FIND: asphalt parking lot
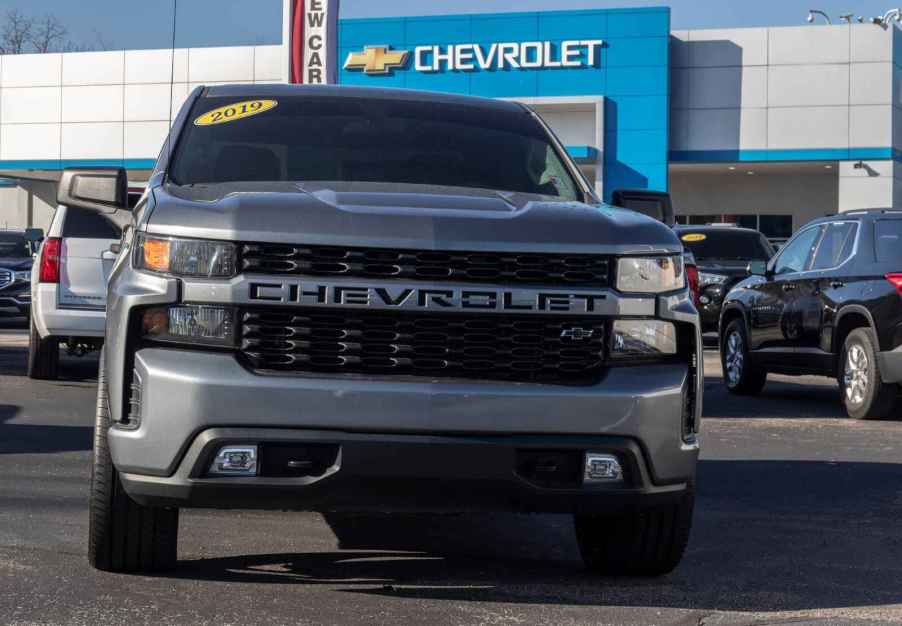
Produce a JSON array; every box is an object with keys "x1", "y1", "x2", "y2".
[{"x1": 2, "y1": 317, "x2": 902, "y2": 626}]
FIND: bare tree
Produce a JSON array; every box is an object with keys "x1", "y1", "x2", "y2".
[
  {"x1": 92, "y1": 29, "x2": 111, "y2": 52},
  {"x1": 0, "y1": 10, "x2": 109, "y2": 54},
  {"x1": 61, "y1": 40, "x2": 90, "y2": 53},
  {"x1": 29, "y1": 14, "x2": 67, "y2": 53},
  {"x1": 0, "y1": 9, "x2": 34, "y2": 55}
]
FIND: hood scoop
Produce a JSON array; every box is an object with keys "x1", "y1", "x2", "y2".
[{"x1": 295, "y1": 182, "x2": 526, "y2": 216}]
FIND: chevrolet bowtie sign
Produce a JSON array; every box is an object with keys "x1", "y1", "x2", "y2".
[
  {"x1": 344, "y1": 40, "x2": 604, "y2": 75},
  {"x1": 344, "y1": 46, "x2": 410, "y2": 74}
]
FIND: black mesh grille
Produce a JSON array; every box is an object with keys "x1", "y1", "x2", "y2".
[
  {"x1": 241, "y1": 244, "x2": 611, "y2": 288},
  {"x1": 240, "y1": 308, "x2": 607, "y2": 385}
]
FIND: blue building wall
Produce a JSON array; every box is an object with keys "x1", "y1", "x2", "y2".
[{"x1": 337, "y1": 8, "x2": 671, "y2": 200}]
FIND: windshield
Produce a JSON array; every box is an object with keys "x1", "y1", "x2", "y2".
[
  {"x1": 0, "y1": 233, "x2": 30, "y2": 258},
  {"x1": 679, "y1": 230, "x2": 774, "y2": 262},
  {"x1": 170, "y1": 95, "x2": 582, "y2": 201}
]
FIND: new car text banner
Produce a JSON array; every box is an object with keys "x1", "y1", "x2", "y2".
[{"x1": 287, "y1": 0, "x2": 340, "y2": 84}]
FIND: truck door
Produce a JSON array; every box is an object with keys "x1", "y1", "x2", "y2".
[{"x1": 58, "y1": 207, "x2": 122, "y2": 310}]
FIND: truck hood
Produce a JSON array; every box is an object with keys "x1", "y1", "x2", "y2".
[{"x1": 145, "y1": 182, "x2": 681, "y2": 255}]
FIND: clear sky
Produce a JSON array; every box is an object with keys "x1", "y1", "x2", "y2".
[{"x1": 0, "y1": 1, "x2": 898, "y2": 51}]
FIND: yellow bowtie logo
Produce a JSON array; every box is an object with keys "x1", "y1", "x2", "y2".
[{"x1": 344, "y1": 46, "x2": 410, "y2": 75}]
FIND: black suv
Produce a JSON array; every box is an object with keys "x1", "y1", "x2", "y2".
[
  {"x1": 719, "y1": 210, "x2": 902, "y2": 419},
  {"x1": 675, "y1": 225, "x2": 775, "y2": 332}
]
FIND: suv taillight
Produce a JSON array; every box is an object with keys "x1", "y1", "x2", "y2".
[
  {"x1": 39, "y1": 237, "x2": 62, "y2": 283},
  {"x1": 887, "y1": 273, "x2": 902, "y2": 296}
]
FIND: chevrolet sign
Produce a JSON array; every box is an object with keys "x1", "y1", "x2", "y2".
[
  {"x1": 344, "y1": 40, "x2": 604, "y2": 75},
  {"x1": 248, "y1": 281, "x2": 610, "y2": 315}
]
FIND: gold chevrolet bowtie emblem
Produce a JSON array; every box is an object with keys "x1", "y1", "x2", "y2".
[{"x1": 344, "y1": 46, "x2": 409, "y2": 75}]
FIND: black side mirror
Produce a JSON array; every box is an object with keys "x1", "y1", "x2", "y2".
[
  {"x1": 57, "y1": 167, "x2": 129, "y2": 214},
  {"x1": 747, "y1": 260, "x2": 768, "y2": 277},
  {"x1": 23, "y1": 228, "x2": 43, "y2": 243}
]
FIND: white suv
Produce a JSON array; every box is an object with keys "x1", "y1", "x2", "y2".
[{"x1": 28, "y1": 204, "x2": 122, "y2": 379}]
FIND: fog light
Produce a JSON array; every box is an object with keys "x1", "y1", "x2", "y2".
[
  {"x1": 142, "y1": 305, "x2": 236, "y2": 347},
  {"x1": 699, "y1": 295, "x2": 711, "y2": 305},
  {"x1": 610, "y1": 320, "x2": 677, "y2": 358},
  {"x1": 584, "y1": 453, "x2": 623, "y2": 483},
  {"x1": 209, "y1": 445, "x2": 258, "y2": 476}
]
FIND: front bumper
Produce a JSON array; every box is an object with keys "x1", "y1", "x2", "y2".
[
  {"x1": 699, "y1": 301, "x2": 722, "y2": 332},
  {"x1": 109, "y1": 348, "x2": 699, "y2": 486},
  {"x1": 878, "y1": 347, "x2": 902, "y2": 384},
  {"x1": 119, "y1": 428, "x2": 690, "y2": 513},
  {"x1": 0, "y1": 287, "x2": 30, "y2": 315}
]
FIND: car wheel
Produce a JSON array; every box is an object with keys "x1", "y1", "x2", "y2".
[
  {"x1": 721, "y1": 319, "x2": 767, "y2": 395},
  {"x1": 88, "y1": 349, "x2": 179, "y2": 573},
  {"x1": 840, "y1": 328, "x2": 897, "y2": 420},
  {"x1": 26, "y1": 317, "x2": 59, "y2": 380},
  {"x1": 574, "y1": 485, "x2": 694, "y2": 576}
]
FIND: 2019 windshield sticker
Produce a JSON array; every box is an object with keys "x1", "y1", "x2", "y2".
[{"x1": 194, "y1": 100, "x2": 278, "y2": 126}]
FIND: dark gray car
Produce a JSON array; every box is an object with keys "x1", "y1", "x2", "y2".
[{"x1": 68, "y1": 85, "x2": 701, "y2": 576}]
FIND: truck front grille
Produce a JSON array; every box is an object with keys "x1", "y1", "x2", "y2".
[
  {"x1": 0, "y1": 269, "x2": 12, "y2": 290},
  {"x1": 241, "y1": 244, "x2": 611, "y2": 289},
  {"x1": 240, "y1": 308, "x2": 607, "y2": 385}
]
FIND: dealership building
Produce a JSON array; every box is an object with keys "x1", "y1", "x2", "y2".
[{"x1": 0, "y1": 5, "x2": 901, "y2": 244}]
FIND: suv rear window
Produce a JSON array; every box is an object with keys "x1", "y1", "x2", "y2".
[
  {"x1": 62, "y1": 207, "x2": 121, "y2": 239},
  {"x1": 875, "y1": 219, "x2": 902, "y2": 264},
  {"x1": 679, "y1": 230, "x2": 774, "y2": 262},
  {"x1": 170, "y1": 95, "x2": 582, "y2": 201}
]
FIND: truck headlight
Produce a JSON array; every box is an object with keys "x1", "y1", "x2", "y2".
[
  {"x1": 14, "y1": 270, "x2": 30, "y2": 282},
  {"x1": 142, "y1": 305, "x2": 236, "y2": 347},
  {"x1": 610, "y1": 320, "x2": 677, "y2": 358},
  {"x1": 136, "y1": 234, "x2": 236, "y2": 278},
  {"x1": 616, "y1": 256, "x2": 684, "y2": 294}
]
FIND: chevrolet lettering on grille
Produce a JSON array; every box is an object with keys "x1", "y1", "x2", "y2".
[{"x1": 248, "y1": 281, "x2": 609, "y2": 315}]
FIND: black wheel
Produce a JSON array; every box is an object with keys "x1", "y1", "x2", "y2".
[
  {"x1": 26, "y1": 318, "x2": 58, "y2": 380},
  {"x1": 839, "y1": 328, "x2": 897, "y2": 420},
  {"x1": 88, "y1": 349, "x2": 179, "y2": 573},
  {"x1": 575, "y1": 486, "x2": 694, "y2": 576},
  {"x1": 721, "y1": 319, "x2": 767, "y2": 395}
]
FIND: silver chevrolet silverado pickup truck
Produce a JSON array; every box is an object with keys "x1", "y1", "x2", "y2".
[{"x1": 76, "y1": 84, "x2": 701, "y2": 576}]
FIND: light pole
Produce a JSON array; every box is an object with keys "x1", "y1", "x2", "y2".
[{"x1": 807, "y1": 9, "x2": 832, "y2": 24}]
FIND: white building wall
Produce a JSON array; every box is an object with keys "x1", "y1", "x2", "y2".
[{"x1": 671, "y1": 24, "x2": 898, "y2": 212}]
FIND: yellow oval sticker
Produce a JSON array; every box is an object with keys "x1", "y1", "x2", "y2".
[
  {"x1": 194, "y1": 99, "x2": 278, "y2": 126},
  {"x1": 681, "y1": 233, "x2": 707, "y2": 242}
]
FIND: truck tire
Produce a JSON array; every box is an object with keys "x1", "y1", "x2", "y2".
[
  {"x1": 26, "y1": 318, "x2": 59, "y2": 380},
  {"x1": 721, "y1": 319, "x2": 767, "y2": 395},
  {"x1": 840, "y1": 328, "x2": 897, "y2": 420},
  {"x1": 88, "y1": 349, "x2": 179, "y2": 573},
  {"x1": 575, "y1": 486, "x2": 694, "y2": 576}
]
